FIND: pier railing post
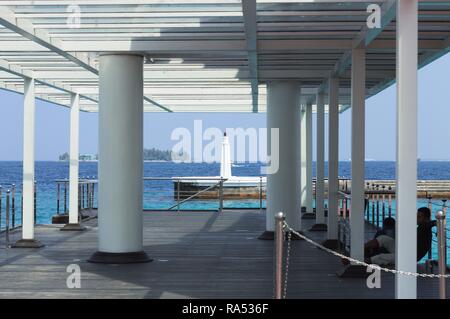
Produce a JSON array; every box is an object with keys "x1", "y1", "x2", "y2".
[
  {"x1": 177, "y1": 179, "x2": 180, "y2": 213},
  {"x1": 218, "y1": 179, "x2": 224, "y2": 213},
  {"x1": 33, "y1": 181, "x2": 37, "y2": 225},
  {"x1": 56, "y1": 182, "x2": 60, "y2": 215},
  {"x1": 64, "y1": 180, "x2": 67, "y2": 214},
  {"x1": 274, "y1": 212, "x2": 285, "y2": 299},
  {"x1": 0, "y1": 186, "x2": 2, "y2": 230},
  {"x1": 259, "y1": 176, "x2": 263, "y2": 212},
  {"x1": 11, "y1": 184, "x2": 15, "y2": 228},
  {"x1": 5, "y1": 190, "x2": 10, "y2": 248},
  {"x1": 436, "y1": 210, "x2": 447, "y2": 299}
]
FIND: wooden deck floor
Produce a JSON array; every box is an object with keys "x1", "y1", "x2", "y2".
[{"x1": 0, "y1": 210, "x2": 447, "y2": 299}]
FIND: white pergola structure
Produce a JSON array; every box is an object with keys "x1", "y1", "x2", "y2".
[{"x1": 0, "y1": 0, "x2": 449, "y2": 298}]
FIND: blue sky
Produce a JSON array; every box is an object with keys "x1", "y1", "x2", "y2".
[{"x1": 0, "y1": 52, "x2": 449, "y2": 161}]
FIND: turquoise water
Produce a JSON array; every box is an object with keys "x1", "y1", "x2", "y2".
[{"x1": 0, "y1": 160, "x2": 449, "y2": 262}]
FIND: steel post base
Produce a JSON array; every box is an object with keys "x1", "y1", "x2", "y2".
[
  {"x1": 88, "y1": 251, "x2": 152, "y2": 264},
  {"x1": 12, "y1": 239, "x2": 44, "y2": 248},
  {"x1": 337, "y1": 264, "x2": 368, "y2": 278},
  {"x1": 301, "y1": 212, "x2": 316, "y2": 220},
  {"x1": 321, "y1": 239, "x2": 339, "y2": 250},
  {"x1": 309, "y1": 223, "x2": 328, "y2": 231},
  {"x1": 60, "y1": 223, "x2": 86, "y2": 231},
  {"x1": 258, "y1": 230, "x2": 304, "y2": 240}
]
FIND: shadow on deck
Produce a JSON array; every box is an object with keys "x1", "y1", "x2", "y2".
[{"x1": 0, "y1": 210, "x2": 447, "y2": 299}]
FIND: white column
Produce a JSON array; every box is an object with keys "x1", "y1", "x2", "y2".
[
  {"x1": 66, "y1": 93, "x2": 82, "y2": 228},
  {"x1": 396, "y1": 0, "x2": 418, "y2": 299},
  {"x1": 14, "y1": 77, "x2": 43, "y2": 247},
  {"x1": 69, "y1": 94, "x2": 80, "y2": 224},
  {"x1": 305, "y1": 103, "x2": 313, "y2": 214},
  {"x1": 315, "y1": 93, "x2": 325, "y2": 225},
  {"x1": 89, "y1": 54, "x2": 149, "y2": 263},
  {"x1": 21, "y1": 77, "x2": 35, "y2": 240},
  {"x1": 327, "y1": 77, "x2": 340, "y2": 242},
  {"x1": 301, "y1": 108, "x2": 307, "y2": 210},
  {"x1": 350, "y1": 47, "x2": 366, "y2": 262},
  {"x1": 264, "y1": 81, "x2": 301, "y2": 235}
]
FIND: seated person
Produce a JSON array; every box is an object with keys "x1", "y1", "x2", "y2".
[
  {"x1": 365, "y1": 217, "x2": 396, "y2": 258},
  {"x1": 364, "y1": 207, "x2": 435, "y2": 266},
  {"x1": 374, "y1": 217, "x2": 396, "y2": 239}
]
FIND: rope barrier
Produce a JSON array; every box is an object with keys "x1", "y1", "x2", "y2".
[{"x1": 282, "y1": 221, "x2": 450, "y2": 279}]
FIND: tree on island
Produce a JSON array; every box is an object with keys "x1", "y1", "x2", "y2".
[
  {"x1": 58, "y1": 148, "x2": 174, "y2": 161},
  {"x1": 143, "y1": 148, "x2": 172, "y2": 161},
  {"x1": 59, "y1": 152, "x2": 69, "y2": 161}
]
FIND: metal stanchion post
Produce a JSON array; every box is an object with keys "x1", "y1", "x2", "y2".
[
  {"x1": 90, "y1": 183, "x2": 93, "y2": 208},
  {"x1": 5, "y1": 190, "x2": 10, "y2": 248},
  {"x1": 381, "y1": 185, "x2": 386, "y2": 222},
  {"x1": 218, "y1": 179, "x2": 224, "y2": 213},
  {"x1": 376, "y1": 185, "x2": 380, "y2": 228},
  {"x1": 57, "y1": 182, "x2": 60, "y2": 215},
  {"x1": 81, "y1": 183, "x2": 84, "y2": 210},
  {"x1": 259, "y1": 176, "x2": 263, "y2": 212},
  {"x1": 0, "y1": 185, "x2": 2, "y2": 229},
  {"x1": 343, "y1": 197, "x2": 347, "y2": 219},
  {"x1": 427, "y1": 195, "x2": 434, "y2": 260},
  {"x1": 388, "y1": 187, "x2": 392, "y2": 218},
  {"x1": 177, "y1": 179, "x2": 180, "y2": 213},
  {"x1": 64, "y1": 180, "x2": 67, "y2": 213},
  {"x1": 371, "y1": 193, "x2": 375, "y2": 226},
  {"x1": 274, "y1": 212, "x2": 285, "y2": 299},
  {"x1": 11, "y1": 184, "x2": 15, "y2": 228},
  {"x1": 33, "y1": 181, "x2": 37, "y2": 225},
  {"x1": 78, "y1": 184, "x2": 81, "y2": 211},
  {"x1": 436, "y1": 210, "x2": 447, "y2": 299}
]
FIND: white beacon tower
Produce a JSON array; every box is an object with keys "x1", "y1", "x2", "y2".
[{"x1": 220, "y1": 132, "x2": 232, "y2": 179}]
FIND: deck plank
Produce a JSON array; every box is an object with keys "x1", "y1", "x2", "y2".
[{"x1": 0, "y1": 210, "x2": 447, "y2": 299}]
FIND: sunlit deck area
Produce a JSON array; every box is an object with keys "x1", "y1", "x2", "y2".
[{"x1": 0, "y1": 210, "x2": 446, "y2": 299}]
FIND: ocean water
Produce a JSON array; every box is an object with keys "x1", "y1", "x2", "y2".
[
  {"x1": 1, "y1": 160, "x2": 450, "y2": 224},
  {"x1": 0, "y1": 161, "x2": 448, "y2": 262}
]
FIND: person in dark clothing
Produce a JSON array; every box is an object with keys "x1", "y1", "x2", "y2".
[
  {"x1": 362, "y1": 207, "x2": 435, "y2": 266},
  {"x1": 416, "y1": 207, "x2": 436, "y2": 260}
]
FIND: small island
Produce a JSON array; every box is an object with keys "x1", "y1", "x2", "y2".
[{"x1": 59, "y1": 148, "x2": 173, "y2": 162}]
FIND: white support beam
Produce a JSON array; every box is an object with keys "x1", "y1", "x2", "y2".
[
  {"x1": 61, "y1": 39, "x2": 356, "y2": 53},
  {"x1": 305, "y1": 102, "x2": 313, "y2": 214},
  {"x1": 332, "y1": 0, "x2": 397, "y2": 77},
  {"x1": 350, "y1": 47, "x2": 366, "y2": 263},
  {"x1": 0, "y1": 57, "x2": 98, "y2": 105},
  {"x1": 326, "y1": 76, "x2": 339, "y2": 244},
  {"x1": 301, "y1": 106, "x2": 307, "y2": 212},
  {"x1": 67, "y1": 93, "x2": 81, "y2": 227},
  {"x1": 315, "y1": 92, "x2": 326, "y2": 226},
  {"x1": 0, "y1": 7, "x2": 172, "y2": 113},
  {"x1": 22, "y1": 77, "x2": 35, "y2": 239},
  {"x1": 263, "y1": 81, "x2": 302, "y2": 238},
  {"x1": 13, "y1": 77, "x2": 43, "y2": 248},
  {"x1": 242, "y1": 0, "x2": 258, "y2": 113},
  {"x1": 395, "y1": 0, "x2": 418, "y2": 300},
  {"x1": 89, "y1": 53, "x2": 149, "y2": 263},
  {"x1": 0, "y1": 6, "x2": 97, "y2": 74}
]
